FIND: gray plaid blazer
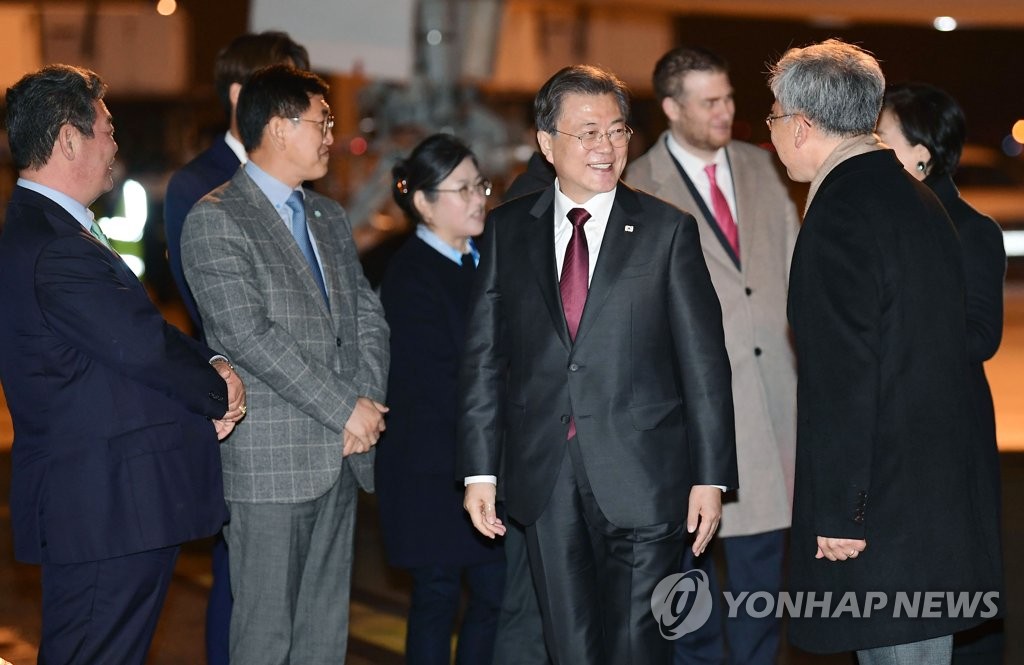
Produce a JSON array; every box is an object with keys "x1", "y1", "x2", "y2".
[{"x1": 181, "y1": 167, "x2": 389, "y2": 503}]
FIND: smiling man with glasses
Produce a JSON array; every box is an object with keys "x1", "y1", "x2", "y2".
[
  {"x1": 180, "y1": 64, "x2": 389, "y2": 665},
  {"x1": 458, "y1": 63, "x2": 737, "y2": 665}
]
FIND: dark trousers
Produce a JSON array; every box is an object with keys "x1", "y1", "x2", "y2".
[
  {"x1": 39, "y1": 545, "x2": 179, "y2": 665},
  {"x1": 492, "y1": 519, "x2": 552, "y2": 665},
  {"x1": 406, "y1": 560, "x2": 506, "y2": 665},
  {"x1": 206, "y1": 532, "x2": 232, "y2": 665},
  {"x1": 673, "y1": 529, "x2": 785, "y2": 665},
  {"x1": 525, "y1": 440, "x2": 686, "y2": 665}
]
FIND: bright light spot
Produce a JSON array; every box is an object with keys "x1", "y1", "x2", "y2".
[
  {"x1": 97, "y1": 179, "x2": 148, "y2": 242},
  {"x1": 156, "y1": 0, "x2": 176, "y2": 16},
  {"x1": 349, "y1": 136, "x2": 368, "y2": 156},
  {"x1": 1003, "y1": 231, "x2": 1024, "y2": 257},
  {"x1": 358, "y1": 117, "x2": 376, "y2": 133},
  {"x1": 120, "y1": 253, "x2": 146, "y2": 277},
  {"x1": 1002, "y1": 135, "x2": 1023, "y2": 157},
  {"x1": 933, "y1": 16, "x2": 957, "y2": 31},
  {"x1": 1012, "y1": 120, "x2": 1024, "y2": 145},
  {"x1": 426, "y1": 29, "x2": 442, "y2": 46}
]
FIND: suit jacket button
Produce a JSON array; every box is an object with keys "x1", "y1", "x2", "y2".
[
  {"x1": 560, "y1": 415, "x2": 570, "y2": 424},
  {"x1": 336, "y1": 337, "x2": 342, "y2": 347},
  {"x1": 745, "y1": 287, "x2": 753, "y2": 296},
  {"x1": 754, "y1": 347, "x2": 762, "y2": 356},
  {"x1": 569, "y1": 363, "x2": 579, "y2": 372}
]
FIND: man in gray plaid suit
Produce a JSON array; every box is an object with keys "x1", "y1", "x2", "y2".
[{"x1": 181, "y1": 65, "x2": 389, "y2": 664}]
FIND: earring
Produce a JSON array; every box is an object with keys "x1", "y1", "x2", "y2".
[{"x1": 916, "y1": 162, "x2": 926, "y2": 173}]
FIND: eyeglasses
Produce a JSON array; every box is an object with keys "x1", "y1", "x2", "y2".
[
  {"x1": 430, "y1": 179, "x2": 493, "y2": 202},
  {"x1": 289, "y1": 114, "x2": 335, "y2": 139},
  {"x1": 554, "y1": 126, "x2": 633, "y2": 150},
  {"x1": 765, "y1": 113, "x2": 795, "y2": 130}
]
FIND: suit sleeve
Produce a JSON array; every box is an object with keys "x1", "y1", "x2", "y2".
[
  {"x1": 181, "y1": 202, "x2": 377, "y2": 433},
  {"x1": 343, "y1": 212, "x2": 390, "y2": 403},
  {"x1": 456, "y1": 213, "x2": 506, "y2": 479},
  {"x1": 35, "y1": 234, "x2": 228, "y2": 418},
  {"x1": 789, "y1": 203, "x2": 881, "y2": 539},
  {"x1": 665, "y1": 212, "x2": 738, "y2": 489},
  {"x1": 958, "y1": 210, "x2": 1006, "y2": 362}
]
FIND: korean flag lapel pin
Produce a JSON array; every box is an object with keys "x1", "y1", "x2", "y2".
[{"x1": 624, "y1": 224, "x2": 634, "y2": 233}]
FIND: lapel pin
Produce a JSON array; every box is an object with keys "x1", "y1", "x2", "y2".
[
  {"x1": 624, "y1": 225, "x2": 634, "y2": 233},
  {"x1": 314, "y1": 210, "x2": 322, "y2": 218}
]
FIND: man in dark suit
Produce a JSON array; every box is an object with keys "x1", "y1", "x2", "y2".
[
  {"x1": 768, "y1": 40, "x2": 1003, "y2": 663},
  {"x1": 458, "y1": 64, "x2": 737, "y2": 665},
  {"x1": 181, "y1": 65, "x2": 389, "y2": 664},
  {"x1": 165, "y1": 31, "x2": 309, "y2": 337},
  {"x1": 627, "y1": 46, "x2": 800, "y2": 665},
  {"x1": 162, "y1": 31, "x2": 307, "y2": 665},
  {"x1": 0, "y1": 64, "x2": 245, "y2": 665}
]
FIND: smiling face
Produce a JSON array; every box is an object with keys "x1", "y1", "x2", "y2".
[
  {"x1": 663, "y1": 69, "x2": 735, "y2": 160},
  {"x1": 537, "y1": 92, "x2": 628, "y2": 204},
  {"x1": 414, "y1": 156, "x2": 487, "y2": 252},
  {"x1": 73, "y1": 99, "x2": 118, "y2": 204},
  {"x1": 281, "y1": 94, "x2": 333, "y2": 184}
]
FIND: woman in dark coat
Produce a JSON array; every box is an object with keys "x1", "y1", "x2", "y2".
[
  {"x1": 878, "y1": 82, "x2": 1007, "y2": 664},
  {"x1": 376, "y1": 133, "x2": 504, "y2": 665}
]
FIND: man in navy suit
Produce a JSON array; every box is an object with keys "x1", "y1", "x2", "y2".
[
  {"x1": 0, "y1": 64, "x2": 246, "y2": 664},
  {"x1": 163, "y1": 31, "x2": 307, "y2": 665},
  {"x1": 165, "y1": 31, "x2": 309, "y2": 337}
]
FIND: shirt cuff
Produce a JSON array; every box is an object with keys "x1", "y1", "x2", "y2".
[{"x1": 465, "y1": 475, "x2": 497, "y2": 486}]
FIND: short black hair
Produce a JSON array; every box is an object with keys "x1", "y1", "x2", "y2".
[
  {"x1": 214, "y1": 31, "x2": 310, "y2": 120},
  {"x1": 236, "y1": 65, "x2": 329, "y2": 153},
  {"x1": 534, "y1": 65, "x2": 630, "y2": 134},
  {"x1": 4, "y1": 64, "x2": 106, "y2": 171},
  {"x1": 652, "y1": 46, "x2": 729, "y2": 101},
  {"x1": 882, "y1": 82, "x2": 966, "y2": 178},
  {"x1": 392, "y1": 133, "x2": 478, "y2": 225}
]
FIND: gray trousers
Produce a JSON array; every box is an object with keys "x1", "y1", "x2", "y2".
[
  {"x1": 224, "y1": 463, "x2": 358, "y2": 665},
  {"x1": 857, "y1": 635, "x2": 954, "y2": 665}
]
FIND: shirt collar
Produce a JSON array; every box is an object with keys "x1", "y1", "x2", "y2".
[
  {"x1": 553, "y1": 179, "x2": 616, "y2": 225},
  {"x1": 17, "y1": 178, "x2": 95, "y2": 231},
  {"x1": 244, "y1": 161, "x2": 300, "y2": 212},
  {"x1": 224, "y1": 131, "x2": 248, "y2": 164},
  {"x1": 665, "y1": 133, "x2": 728, "y2": 174},
  {"x1": 415, "y1": 224, "x2": 479, "y2": 267}
]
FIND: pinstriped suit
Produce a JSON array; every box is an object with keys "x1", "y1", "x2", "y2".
[{"x1": 180, "y1": 166, "x2": 388, "y2": 663}]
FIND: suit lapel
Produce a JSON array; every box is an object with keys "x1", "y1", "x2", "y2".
[
  {"x1": 524, "y1": 187, "x2": 572, "y2": 351},
  {"x1": 572, "y1": 186, "x2": 639, "y2": 348}
]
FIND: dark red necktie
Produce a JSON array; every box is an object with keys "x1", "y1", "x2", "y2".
[{"x1": 560, "y1": 207, "x2": 590, "y2": 439}]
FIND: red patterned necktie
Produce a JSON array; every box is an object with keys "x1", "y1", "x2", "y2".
[
  {"x1": 560, "y1": 207, "x2": 591, "y2": 439},
  {"x1": 704, "y1": 163, "x2": 739, "y2": 257}
]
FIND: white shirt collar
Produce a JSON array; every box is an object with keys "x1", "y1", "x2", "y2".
[{"x1": 224, "y1": 131, "x2": 248, "y2": 164}]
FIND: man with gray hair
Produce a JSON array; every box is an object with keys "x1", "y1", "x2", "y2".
[{"x1": 768, "y1": 39, "x2": 1002, "y2": 664}]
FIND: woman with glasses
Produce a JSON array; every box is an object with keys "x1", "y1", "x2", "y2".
[
  {"x1": 877, "y1": 83, "x2": 1006, "y2": 662},
  {"x1": 375, "y1": 133, "x2": 503, "y2": 665}
]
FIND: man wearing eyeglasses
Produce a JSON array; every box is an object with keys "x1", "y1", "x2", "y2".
[
  {"x1": 459, "y1": 64, "x2": 737, "y2": 664},
  {"x1": 180, "y1": 65, "x2": 389, "y2": 664},
  {"x1": 626, "y1": 46, "x2": 800, "y2": 665}
]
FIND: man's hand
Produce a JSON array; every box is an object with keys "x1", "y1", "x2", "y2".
[
  {"x1": 213, "y1": 418, "x2": 236, "y2": 441},
  {"x1": 344, "y1": 397, "x2": 388, "y2": 448},
  {"x1": 342, "y1": 429, "x2": 372, "y2": 457},
  {"x1": 687, "y1": 484, "x2": 723, "y2": 556},
  {"x1": 464, "y1": 482, "x2": 506, "y2": 539},
  {"x1": 211, "y1": 359, "x2": 247, "y2": 422},
  {"x1": 815, "y1": 536, "x2": 867, "y2": 561}
]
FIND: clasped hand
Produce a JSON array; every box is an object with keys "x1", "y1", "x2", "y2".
[
  {"x1": 343, "y1": 396, "x2": 388, "y2": 456},
  {"x1": 211, "y1": 359, "x2": 246, "y2": 441}
]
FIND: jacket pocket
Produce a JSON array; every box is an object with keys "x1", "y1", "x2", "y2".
[{"x1": 628, "y1": 399, "x2": 682, "y2": 431}]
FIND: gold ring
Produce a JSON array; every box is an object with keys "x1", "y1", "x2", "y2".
[{"x1": 240, "y1": 405, "x2": 247, "y2": 416}]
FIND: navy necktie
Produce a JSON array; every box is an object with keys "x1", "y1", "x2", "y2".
[
  {"x1": 285, "y1": 191, "x2": 328, "y2": 307},
  {"x1": 560, "y1": 207, "x2": 591, "y2": 440}
]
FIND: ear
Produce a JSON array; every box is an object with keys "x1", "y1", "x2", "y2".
[
  {"x1": 661, "y1": 96, "x2": 680, "y2": 123},
  {"x1": 56, "y1": 124, "x2": 77, "y2": 160},
  {"x1": 537, "y1": 130, "x2": 555, "y2": 164},
  {"x1": 266, "y1": 116, "x2": 289, "y2": 151},
  {"x1": 792, "y1": 116, "x2": 810, "y2": 149},
  {"x1": 412, "y1": 190, "x2": 431, "y2": 224},
  {"x1": 228, "y1": 82, "x2": 243, "y2": 111},
  {"x1": 910, "y1": 143, "x2": 933, "y2": 173}
]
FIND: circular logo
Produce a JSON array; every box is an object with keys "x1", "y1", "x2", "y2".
[{"x1": 650, "y1": 569, "x2": 714, "y2": 640}]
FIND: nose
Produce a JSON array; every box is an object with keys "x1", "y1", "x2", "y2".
[{"x1": 323, "y1": 129, "x2": 334, "y2": 146}]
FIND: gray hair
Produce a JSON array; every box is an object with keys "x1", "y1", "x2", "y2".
[{"x1": 767, "y1": 39, "x2": 884, "y2": 137}]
